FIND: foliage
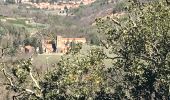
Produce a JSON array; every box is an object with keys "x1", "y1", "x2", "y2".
[
  {"x1": 24, "y1": 36, "x2": 41, "y2": 53},
  {"x1": 68, "y1": 42, "x2": 83, "y2": 54},
  {"x1": 1, "y1": 47, "x2": 112, "y2": 99},
  {"x1": 42, "y1": 48, "x2": 108, "y2": 99},
  {"x1": 96, "y1": 0, "x2": 170, "y2": 99},
  {"x1": 0, "y1": 23, "x2": 27, "y2": 57},
  {"x1": 72, "y1": 0, "x2": 111, "y2": 17},
  {"x1": 1, "y1": 0, "x2": 170, "y2": 99},
  {"x1": 89, "y1": 33, "x2": 100, "y2": 45},
  {"x1": 112, "y1": 0, "x2": 127, "y2": 13}
]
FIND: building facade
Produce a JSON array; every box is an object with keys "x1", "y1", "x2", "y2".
[{"x1": 42, "y1": 35, "x2": 86, "y2": 54}]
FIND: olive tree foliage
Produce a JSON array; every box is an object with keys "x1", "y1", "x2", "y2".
[
  {"x1": 1, "y1": 46, "x2": 115, "y2": 99},
  {"x1": 96, "y1": 0, "x2": 170, "y2": 99},
  {"x1": 42, "y1": 48, "x2": 109, "y2": 99},
  {"x1": 1, "y1": 59, "x2": 42, "y2": 99}
]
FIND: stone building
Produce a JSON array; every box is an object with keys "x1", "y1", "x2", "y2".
[{"x1": 42, "y1": 35, "x2": 86, "y2": 54}]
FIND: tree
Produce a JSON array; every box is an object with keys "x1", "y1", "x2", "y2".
[
  {"x1": 96, "y1": 0, "x2": 170, "y2": 99},
  {"x1": 1, "y1": 47, "x2": 109, "y2": 99},
  {"x1": 23, "y1": 37, "x2": 40, "y2": 54},
  {"x1": 5, "y1": 0, "x2": 16, "y2": 4},
  {"x1": 38, "y1": 40, "x2": 43, "y2": 54},
  {"x1": 0, "y1": 23, "x2": 23, "y2": 58},
  {"x1": 89, "y1": 33, "x2": 100, "y2": 45},
  {"x1": 52, "y1": 40, "x2": 57, "y2": 52},
  {"x1": 64, "y1": 6, "x2": 69, "y2": 16}
]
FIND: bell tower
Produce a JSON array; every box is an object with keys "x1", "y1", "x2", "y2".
[{"x1": 56, "y1": 35, "x2": 62, "y2": 52}]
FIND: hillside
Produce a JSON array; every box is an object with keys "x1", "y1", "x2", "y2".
[{"x1": 0, "y1": 0, "x2": 125, "y2": 52}]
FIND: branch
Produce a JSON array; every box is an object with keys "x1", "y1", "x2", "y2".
[
  {"x1": 140, "y1": 55, "x2": 158, "y2": 65},
  {"x1": 165, "y1": 0, "x2": 170, "y2": 5},
  {"x1": 106, "y1": 56, "x2": 124, "y2": 60},
  {"x1": 2, "y1": 68, "x2": 14, "y2": 87},
  {"x1": 107, "y1": 75, "x2": 120, "y2": 84},
  {"x1": 29, "y1": 68, "x2": 41, "y2": 90},
  {"x1": 111, "y1": 18, "x2": 121, "y2": 27},
  {"x1": 2, "y1": 68, "x2": 41, "y2": 99},
  {"x1": 12, "y1": 92, "x2": 24, "y2": 100},
  {"x1": 100, "y1": 40, "x2": 109, "y2": 49}
]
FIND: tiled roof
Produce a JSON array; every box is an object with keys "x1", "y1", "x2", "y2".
[
  {"x1": 62, "y1": 38, "x2": 86, "y2": 40},
  {"x1": 25, "y1": 45, "x2": 33, "y2": 50}
]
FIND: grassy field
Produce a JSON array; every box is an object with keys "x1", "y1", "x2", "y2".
[
  {"x1": 0, "y1": 16, "x2": 48, "y2": 33},
  {"x1": 31, "y1": 44, "x2": 113, "y2": 72},
  {"x1": 33, "y1": 54, "x2": 62, "y2": 65}
]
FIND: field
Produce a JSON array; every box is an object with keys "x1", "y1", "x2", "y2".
[
  {"x1": 0, "y1": 16, "x2": 47, "y2": 33},
  {"x1": 32, "y1": 54, "x2": 62, "y2": 71},
  {"x1": 31, "y1": 44, "x2": 113, "y2": 72}
]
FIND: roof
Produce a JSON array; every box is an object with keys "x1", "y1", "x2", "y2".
[
  {"x1": 25, "y1": 45, "x2": 34, "y2": 49},
  {"x1": 62, "y1": 38, "x2": 86, "y2": 41}
]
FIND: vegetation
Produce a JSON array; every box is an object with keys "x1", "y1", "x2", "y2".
[
  {"x1": 0, "y1": 0, "x2": 124, "y2": 39},
  {"x1": 1, "y1": 0, "x2": 170, "y2": 99},
  {"x1": 0, "y1": 22, "x2": 28, "y2": 58},
  {"x1": 96, "y1": 0, "x2": 170, "y2": 99}
]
